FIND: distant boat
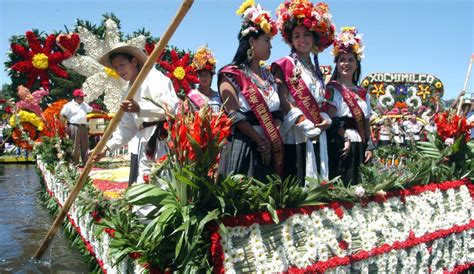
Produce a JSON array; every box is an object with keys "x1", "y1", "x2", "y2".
[{"x1": 0, "y1": 155, "x2": 34, "y2": 163}]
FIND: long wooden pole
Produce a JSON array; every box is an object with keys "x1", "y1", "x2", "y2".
[
  {"x1": 33, "y1": 0, "x2": 194, "y2": 260},
  {"x1": 456, "y1": 54, "x2": 474, "y2": 115}
]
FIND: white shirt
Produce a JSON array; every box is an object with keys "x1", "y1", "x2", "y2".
[
  {"x1": 60, "y1": 100, "x2": 93, "y2": 124},
  {"x1": 106, "y1": 68, "x2": 179, "y2": 151},
  {"x1": 328, "y1": 86, "x2": 372, "y2": 142}
]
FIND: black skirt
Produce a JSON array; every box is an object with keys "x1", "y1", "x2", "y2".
[{"x1": 218, "y1": 128, "x2": 276, "y2": 183}]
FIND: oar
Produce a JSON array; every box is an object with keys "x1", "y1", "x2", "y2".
[
  {"x1": 33, "y1": 0, "x2": 194, "y2": 260},
  {"x1": 456, "y1": 54, "x2": 473, "y2": 116}
]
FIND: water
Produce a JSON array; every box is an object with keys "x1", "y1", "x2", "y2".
[{"x1": 0, "y1": 164, "x2": 90, "y2": 273}]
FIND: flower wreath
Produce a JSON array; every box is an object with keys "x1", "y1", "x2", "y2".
[
  {"x1": 332, "y1": 27, "x2": 365, "y2": 60},
  {"x1": 236, "y1": 0, "x2": 278, "y2": 39},
  {"x1": 276, "y1": 0, "x2": 336, "y2": 53},
  {"x1": 191, "y1": 45, "x2": 217, "y2": 74}
]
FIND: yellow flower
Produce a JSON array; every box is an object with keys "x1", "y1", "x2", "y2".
[
  {"x1": 341, "y1": 26, "x2": 355, "y2": 32},
  {"x1": 32, "y1": 53, "x2": 49, "y2": 69},
  {"x1": 260, "y1": 19, "x2": 271, "y2": 34},
  {"x1": 173, "y1": 66, "x2": 186, "y2": 80},
  {"x1": 104, "y1": 67, "x2": 120, "y2": 79},
  {"x1": 435, "y1": 81, "x2": 443, "y2": 89},
  {"x1": 362, "y1": 79, "x2": 370, "y2": 88},
  {"x1": 236, "y1": 0, "x2": 255, "y2": 15}
]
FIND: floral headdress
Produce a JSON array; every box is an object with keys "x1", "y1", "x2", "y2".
[
  {"x1": 236, "y1": 0, "x2": 278, "y2": 39},
  {"x1": 191, "y1": 45, "x2": 217, "y2": 74},
  {"x1": 276, "y1": 0, "x2": 335, "y2": 53},
  {"x1": 332, "y1": 27, "x2": 365, "y2": 60}
]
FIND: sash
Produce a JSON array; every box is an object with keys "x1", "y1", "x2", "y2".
[
  {"x1": 273, "y1": 57, "x2": 322, "y2": 124},
  {"x1": 221, "y1": 66, "x2": 284, "y2": 177},
  {"x1": 187, "y1": 89, "x2": 208, "y2": 109},
  {"x1": 326, "y1": 81, "x2": 367, "y2": 141}
]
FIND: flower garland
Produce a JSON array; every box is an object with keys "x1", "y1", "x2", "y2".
[
  {"x1": 10, "y1": 109, "x2": 44, "y2": 131},
  {"x1": 276, "y1": 0, "x2": 335, "y2": 53},
  {"x1": 9, "y1": 31, "x2": 72, "y2": 90},
  {"x1": 210, "y1": 179, "x2": 474, "y2": 273},
  {"x1": 61, "y1": 17, "x2": 147, "y2": 113}
]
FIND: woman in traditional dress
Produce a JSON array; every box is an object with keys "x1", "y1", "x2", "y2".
[
  {"x1": 218, "y1": 0, "x2": 284, "y2": 182},
  {"x1": 188, "y1": 45, "x2": 221, "y2": 112},
  {"x1": 326, "y1": 27, "x2": 374, "y2": 185},
  {"x1": 272, "y1": 0, "x2": 335, "y2": 184}
]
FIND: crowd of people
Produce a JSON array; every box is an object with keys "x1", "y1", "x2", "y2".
[{"x1": 61, "y1": 0, "x2": 448, "y2": 187}]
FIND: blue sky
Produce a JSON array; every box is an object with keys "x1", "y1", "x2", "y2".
[{"x1": 0, "y1": 0, "x2": 473, "y2": 100}]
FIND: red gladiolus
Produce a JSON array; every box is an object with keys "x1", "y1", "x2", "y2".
[
  {"x1": 104, "y1": 227, "x2": 116, "y2": 238},
  {"x1": 434, "y1": 111, "x2": 470, "y2": 142},
  {"x1": 128, "y1": 252, "x2": 143, "y2": 260}
]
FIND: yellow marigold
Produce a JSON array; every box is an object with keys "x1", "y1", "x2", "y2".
[
  {"x1": 32, "y1": 53, "x2": 49, "y2": 69},
  {"x1": 236, "y1": 0, "x2": 255, "y2": 15},
  {"x1": 435, "y1": 81, "x2": 443, "y2": 89}
]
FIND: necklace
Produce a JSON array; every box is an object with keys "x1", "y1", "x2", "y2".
[{"x1": 243, "y1": 65, "x2": 275, "y2": 97}]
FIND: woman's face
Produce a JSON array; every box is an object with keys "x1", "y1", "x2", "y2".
[
  {"x1": 250, "y1": 34, "x2": 272, "y2": 61},
  {"x1": 110, "y1": 55, "x2": 139, "y2": 81},
  {"x1": 336, "y1": 52, "x2": 357, "y2": 80},
  {"x1": 197, "y1": 70, "x2": 212, "y2": 87},
  {"x1": 291, "y1": 25, "x2": 313, "y2": 54}
]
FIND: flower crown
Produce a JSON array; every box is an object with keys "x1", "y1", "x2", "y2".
[
  {"x1": 332, "y1": 27, "x2": 365, "y2": 60},
  {"x1": 191, "y1": 45, "x2": 217, "y2": 73},
  {"x1": 236, "y1": 0, "x2": 278, "y2": 39},
  {"x1": 276, "y1": 0, "x2": 335, "y2": 53}
]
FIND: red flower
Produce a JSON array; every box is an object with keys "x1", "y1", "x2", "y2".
[
  {"x1": 10, "y1": 31, "x2": 71, "y2": 90},
  {"x1": 159, "y1": 50, "x2": 198, "y2": 94},
  {"x1": 128, "y1": 252, "x2": 143, "y2": 260},
  {"x1": 104, "y1": 227, "x2": 116, "y2": 238},
  {"x1": 143, "y1": 174, "x2": 150, "y2": 183},
  {"x1": 338, "y1": 240, "x2": 349, "y2": 250}
]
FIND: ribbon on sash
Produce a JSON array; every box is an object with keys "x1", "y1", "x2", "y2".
[
  {"x1": 221, "y1": 66, "x2": 284, "y2": 177},
  {"x1": 187, "y1": 89, "x2": 208, "y2": 109},
  {"x1": 273, "y1": 57, "x2": 322, "y2": 124},
  {"x1": 326, "y1": 81, "x2": 367, "y2": 141}
]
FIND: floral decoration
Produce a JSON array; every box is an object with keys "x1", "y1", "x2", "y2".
[
  {"x1": 15, "y1": 85, "x2": 49, "y2": 116},
  {"x1": 61, "y1": 17, "x2": 147, "y2": 113},
  {"x1": 191, "y1": 45, "x2": 217, "y2": 73},
  {"x1": 332, "y1": 27, "x2": 364, "y2": 60},
  {"x1": 276, "y1": 0, "x2": 335, "y2": 53},
  {"x1": 41, "y1": 99, "x2": 68, "y2": 138},
  {"x1": 434, "y1": 111, "x2": 470, "y2": 143},
  {"x1": 9, "y1": 31, "x2": 72, "y2": 90},
  {"x1": 236, "y1": 0, "x2": 278, "y2": 38},
  {"x1": 158, "y1": 49, "x2": 198, "y2": 95}
]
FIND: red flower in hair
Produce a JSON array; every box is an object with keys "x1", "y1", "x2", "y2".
[{"x1": 9, "y1": 31, "x2": 71, "y2": 90}]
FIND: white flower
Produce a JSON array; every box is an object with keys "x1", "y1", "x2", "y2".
[
  {"x1": 444, "y1": 137, "x2": 454, "y2": 146},
  {"x1": 62, "y1": 18, "x2": 146, "y2": 112},
  {"x1": 354, "y1": 185, "x2": 365, "y2": 197}
]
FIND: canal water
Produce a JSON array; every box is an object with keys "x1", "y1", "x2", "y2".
[{"x1": 0, "y1": 164, "x2": 90, "y2": 273}]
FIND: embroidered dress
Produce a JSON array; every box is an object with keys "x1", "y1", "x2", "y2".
[
  {"x1": 218, "y1": 65, "x2": 282, "y2": 182},
  {"x1": 272, "y1": 55, "x2": 330, "y2": 184},
  {"x1": 326, "y1": 83, "x2": 371, "y2": 185}
]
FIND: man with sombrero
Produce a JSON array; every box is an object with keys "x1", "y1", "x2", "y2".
[{"x1": 96, "y1": 43, "x2": 180, "y2": 184}]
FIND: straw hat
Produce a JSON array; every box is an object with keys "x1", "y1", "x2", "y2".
[{"x1": 99, "y1": 43, "x2": 147, "y2": 69}]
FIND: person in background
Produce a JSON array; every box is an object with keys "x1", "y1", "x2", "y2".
[
  {"x1": 95, "y1": 43, "x2": 180, "y2": 184},
  {"x1": 403, "y1": 113, "x2": 423, "y2": 146},
  {"x1": 61, "y1": 89, "x2": 105, "y2": 166},
  {"x1": 188, "y1": 45, "x2": 221, "y2": 112},
  {"x1": 218, "y1": 0, "x2": 284, "y2": 182},
  {"x1": 271, "y1": 0, "x2": 335, "y2": 184},
  {"x1": 325, "y1": 27, "x2": 374, "y2": 185}
]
